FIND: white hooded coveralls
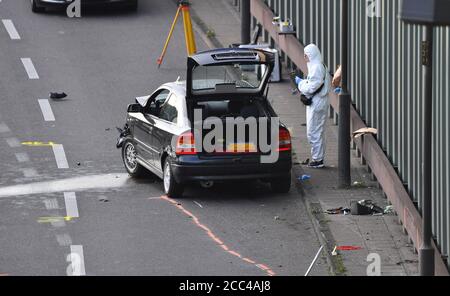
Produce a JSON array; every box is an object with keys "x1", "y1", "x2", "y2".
[{"x1": 298, "y1": 44, "x2": 330, "y2": 162}]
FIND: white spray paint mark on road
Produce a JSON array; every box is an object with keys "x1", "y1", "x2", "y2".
[
  {"x1": 38, "y1": 99, "x2": 55, "y2": 121},
  {"x1": 6, "y1": 137, "x2": 20, "y2": 147},
  {"x1": 64, "y1": 192, "x2": 79, "y2": 218},
  {"x1": 193, "y1": 201, "x2": 203, "y2": 208},
  {"x1": 21, "y1": 168, "x2": 38, "y2": 178},
  {"x1": 52, "y1": 144, "x2": 69, "y2": 169},
  {"x1": 21, "y1": 58, "x2": 39, "y2": 79},
  {"x1": 15, "y1": 152, "x2": 30, "y2": 163},
  {"x1": 0, "y1": 122, "x2": 10, "y2": 133},
  {"x1": 44, "y1": 198, "x2": 59, "y2": 210},
  {"x1": 2, "y1": 19, "x2": 20, "y2": 40},
  {"x1": 0, "y1": 173, "x2": 130, "y2": 197},
  {"x1": 67, "y1": 245, "x2": 86, "y2": 276}
]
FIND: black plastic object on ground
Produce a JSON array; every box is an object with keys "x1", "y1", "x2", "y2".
[{"x1": 49, "y1": 92, "x2": 67, "y2": 99}]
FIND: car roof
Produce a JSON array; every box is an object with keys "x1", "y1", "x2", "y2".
[{"x1": 161, "y1": 80, "x2": 186, "y2": 98}]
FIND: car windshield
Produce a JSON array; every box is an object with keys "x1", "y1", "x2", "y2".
[{"x1": 192, "y1": 63, "x2": 267, "y2": 91}]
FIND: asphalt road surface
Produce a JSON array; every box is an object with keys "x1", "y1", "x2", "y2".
[{"x1": 0, "y1": 0, "x2": 328, "y2": 276}]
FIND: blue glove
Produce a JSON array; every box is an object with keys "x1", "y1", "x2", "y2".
[
  {"x1": 295, "y1": 76, "x2": 303, "y2": 85},
  {"x1": 334, "y1": 87, "x2": 342, "y2": 94}
]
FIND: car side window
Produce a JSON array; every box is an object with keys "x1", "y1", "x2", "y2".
[
  {"x1": 158, "y1": 95, "x2": 178, "y2": 124},
  {"x1": 145, "y1": 89, "x2": 170, "y2": 116}
]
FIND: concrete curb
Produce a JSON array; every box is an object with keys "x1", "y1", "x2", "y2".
[{"x1": 187, "y1": 1, "x2": 343, "y2": 276}]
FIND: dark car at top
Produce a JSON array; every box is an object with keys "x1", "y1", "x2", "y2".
[
  {"x1": 31, "y1": 0, "x2": 138, "y2": 13},
  {"x1": 117, "y1": 48, "x2": 292, "y2": 198}
]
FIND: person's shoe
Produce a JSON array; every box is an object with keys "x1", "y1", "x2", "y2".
[{"x1": 308, "y1": 160, "x2": 325, "y2": 168}]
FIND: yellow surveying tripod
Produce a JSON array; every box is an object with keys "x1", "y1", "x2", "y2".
[{"x1": 157, "y1": 0, "x2": 197, "y2": 68}]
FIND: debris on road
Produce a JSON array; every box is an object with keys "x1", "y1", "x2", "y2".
[
  {"x1": 298, "y1": 174, "x2": 311, "y2": 181},
  {"x1": 325, "y1": 207, "x2": 351, "y2": 215},
  {"x1": 301, "y1": 158, "x2": 310, "y2": 165},
  {"x1": 49, "y1": 92, "x2": 67, "y2": 100},
  {"x1": 350, "y1": 199, "x2": 384, "y2": 215}
]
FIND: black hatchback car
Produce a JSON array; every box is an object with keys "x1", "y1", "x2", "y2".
[
  {"x1": 31, "y1": 0, "x2": 138, "y2": 13},
  {"x1": 117, "y1": 48, "x2": 292, "y2": 198}
]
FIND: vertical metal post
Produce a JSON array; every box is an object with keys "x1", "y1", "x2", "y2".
[
  {"x1": 420, "y1": 24, "x2": 434, "y2": 276},
  {"x1": 338, "y1": 0, "x2": 351, "y2": 188},
  {"x1": 241, "y1": 0, "x2": 251, "y2": 44}
]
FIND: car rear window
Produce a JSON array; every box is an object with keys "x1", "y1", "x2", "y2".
[{"x1": 196, "y1": 100, "x2": 264, "y2": 120}]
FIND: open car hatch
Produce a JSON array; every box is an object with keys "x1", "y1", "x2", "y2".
[{"x1": 186, "y1": 48, "x2": 275, "y2": 101}]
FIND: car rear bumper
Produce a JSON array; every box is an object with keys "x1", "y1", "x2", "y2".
[{"x1": 171, "y1": 153, "x2": 292, "y2": 183}]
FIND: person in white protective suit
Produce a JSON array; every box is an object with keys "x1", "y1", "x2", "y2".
[{"x1": 295, "y1": 44, "x2": 330, "y2": 168}]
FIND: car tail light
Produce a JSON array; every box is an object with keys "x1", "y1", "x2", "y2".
[
  {"x1": 176, "y1": 131, "x2": 197, "y2": 155},
  {"x1": 278, "y1": 127, "x2": 291, "y2": 151}
]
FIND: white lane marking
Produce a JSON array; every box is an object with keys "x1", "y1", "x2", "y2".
[
  {"x1": 21, "y1": 168, "x2": 38, "y2": 178},
  {"x1": 0, "y1": 122, "x2": 10, "y2": 133},
  {"x1": 52, "y1": 144, "x2": 69, "y2": 169},
  {"x1": 44, "y1": 198, "x2": 59, "y2": 210},
  {"x1": 15, "y1": 152, "x2": 30, "y2": 163},
  {"x1": 38, "y1": 99, "x2": 55, "y2": 121},
  {"x1": 6, "y1": 137, "x2": 20, "y2": 147},
  {"x1": 64, "y1": 192, "x2": 79, "y2": 218},
  {"x1": 20, "y1": 58, "x2": 39, "y2": 79},
  {"x1": 193, "y1": 201, "x2": 203, "y2": 208},
  {"x1": 68, "y1": 245, "x2": 86, "y2": 276},
  {"x1": 0, "y1": 173, "x2": 130, "y2": 197},
  {"x1": 2, "y1": 19, "x2": 20, "y2": 40}
]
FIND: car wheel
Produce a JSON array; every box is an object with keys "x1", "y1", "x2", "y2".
[
  {"x1": 270, "y1": 173, "x2": 291, "y2": 193},
  {"x1": 31, "y1": 0, "x2": 45, "y2": 13},
  {"x1": 122, "y1": 140, "x2": 145, "y2": 177},
  {"x1": 163, "y1": 159, "x2": 184, "y2": 198},
  {"x1": 128, "y1": 0, "x2": 138, "y2": 11}
]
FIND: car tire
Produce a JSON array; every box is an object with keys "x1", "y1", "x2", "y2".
[
  {"x1": 270, "y1": 173, "x2": 291, "y2": 193},
  {"x1": 122, "y1": 140, "x2": 146, "y2": 177},
  {"x1": 31, "y1": 0, "x2": 45, "y2": 13},
  {"x1": 128, "y1": 0, "x2": 138, "y2": 11},
  {"x1": 163, "y1": 159, "x2": 184, "y2": 198}
]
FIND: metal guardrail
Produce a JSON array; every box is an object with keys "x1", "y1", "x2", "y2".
[{"x1": 251, "y1": 0, "x2": 450, "y2": 272}]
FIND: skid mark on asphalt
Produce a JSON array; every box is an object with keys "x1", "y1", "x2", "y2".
[{"x1": 160, "y1": 195, "x2": 276, "y2": 276}]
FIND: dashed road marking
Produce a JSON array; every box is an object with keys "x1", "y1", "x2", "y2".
[
  {"x1": 0, "y1": 122, "x2": 10, "y2": 133},
  {"x1": 68, "y1": 245, "x2": 86, "y2": 276},
  {"x1": 15, "y1": 152, "x2": 30, "y2": 163},
  {"x1": 52, "y1": 144, "x2": 69, "y2": 169},
  {"x1": 38, "y1": 99, "x2": 55, "y2": 121},
  {"x1": 20, "y1": 58, "x2": 39, "y2": 79},
  {"x1": 64, "y1": 192, "x2": 79, "y2": 218},
  {"x1": 2, "y1": 19, "x2": 20, "y2": 40},
  {"x1": 6, "y1": 137, "x2": 21, "y2": 148}
]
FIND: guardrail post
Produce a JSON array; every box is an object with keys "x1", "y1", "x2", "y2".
[
  {"x1": 241, "y1": 0, "x2": 251, "y2": 44},
  {"x1": 338, "y1": 0, "x2": 351, "y2": 188}
]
